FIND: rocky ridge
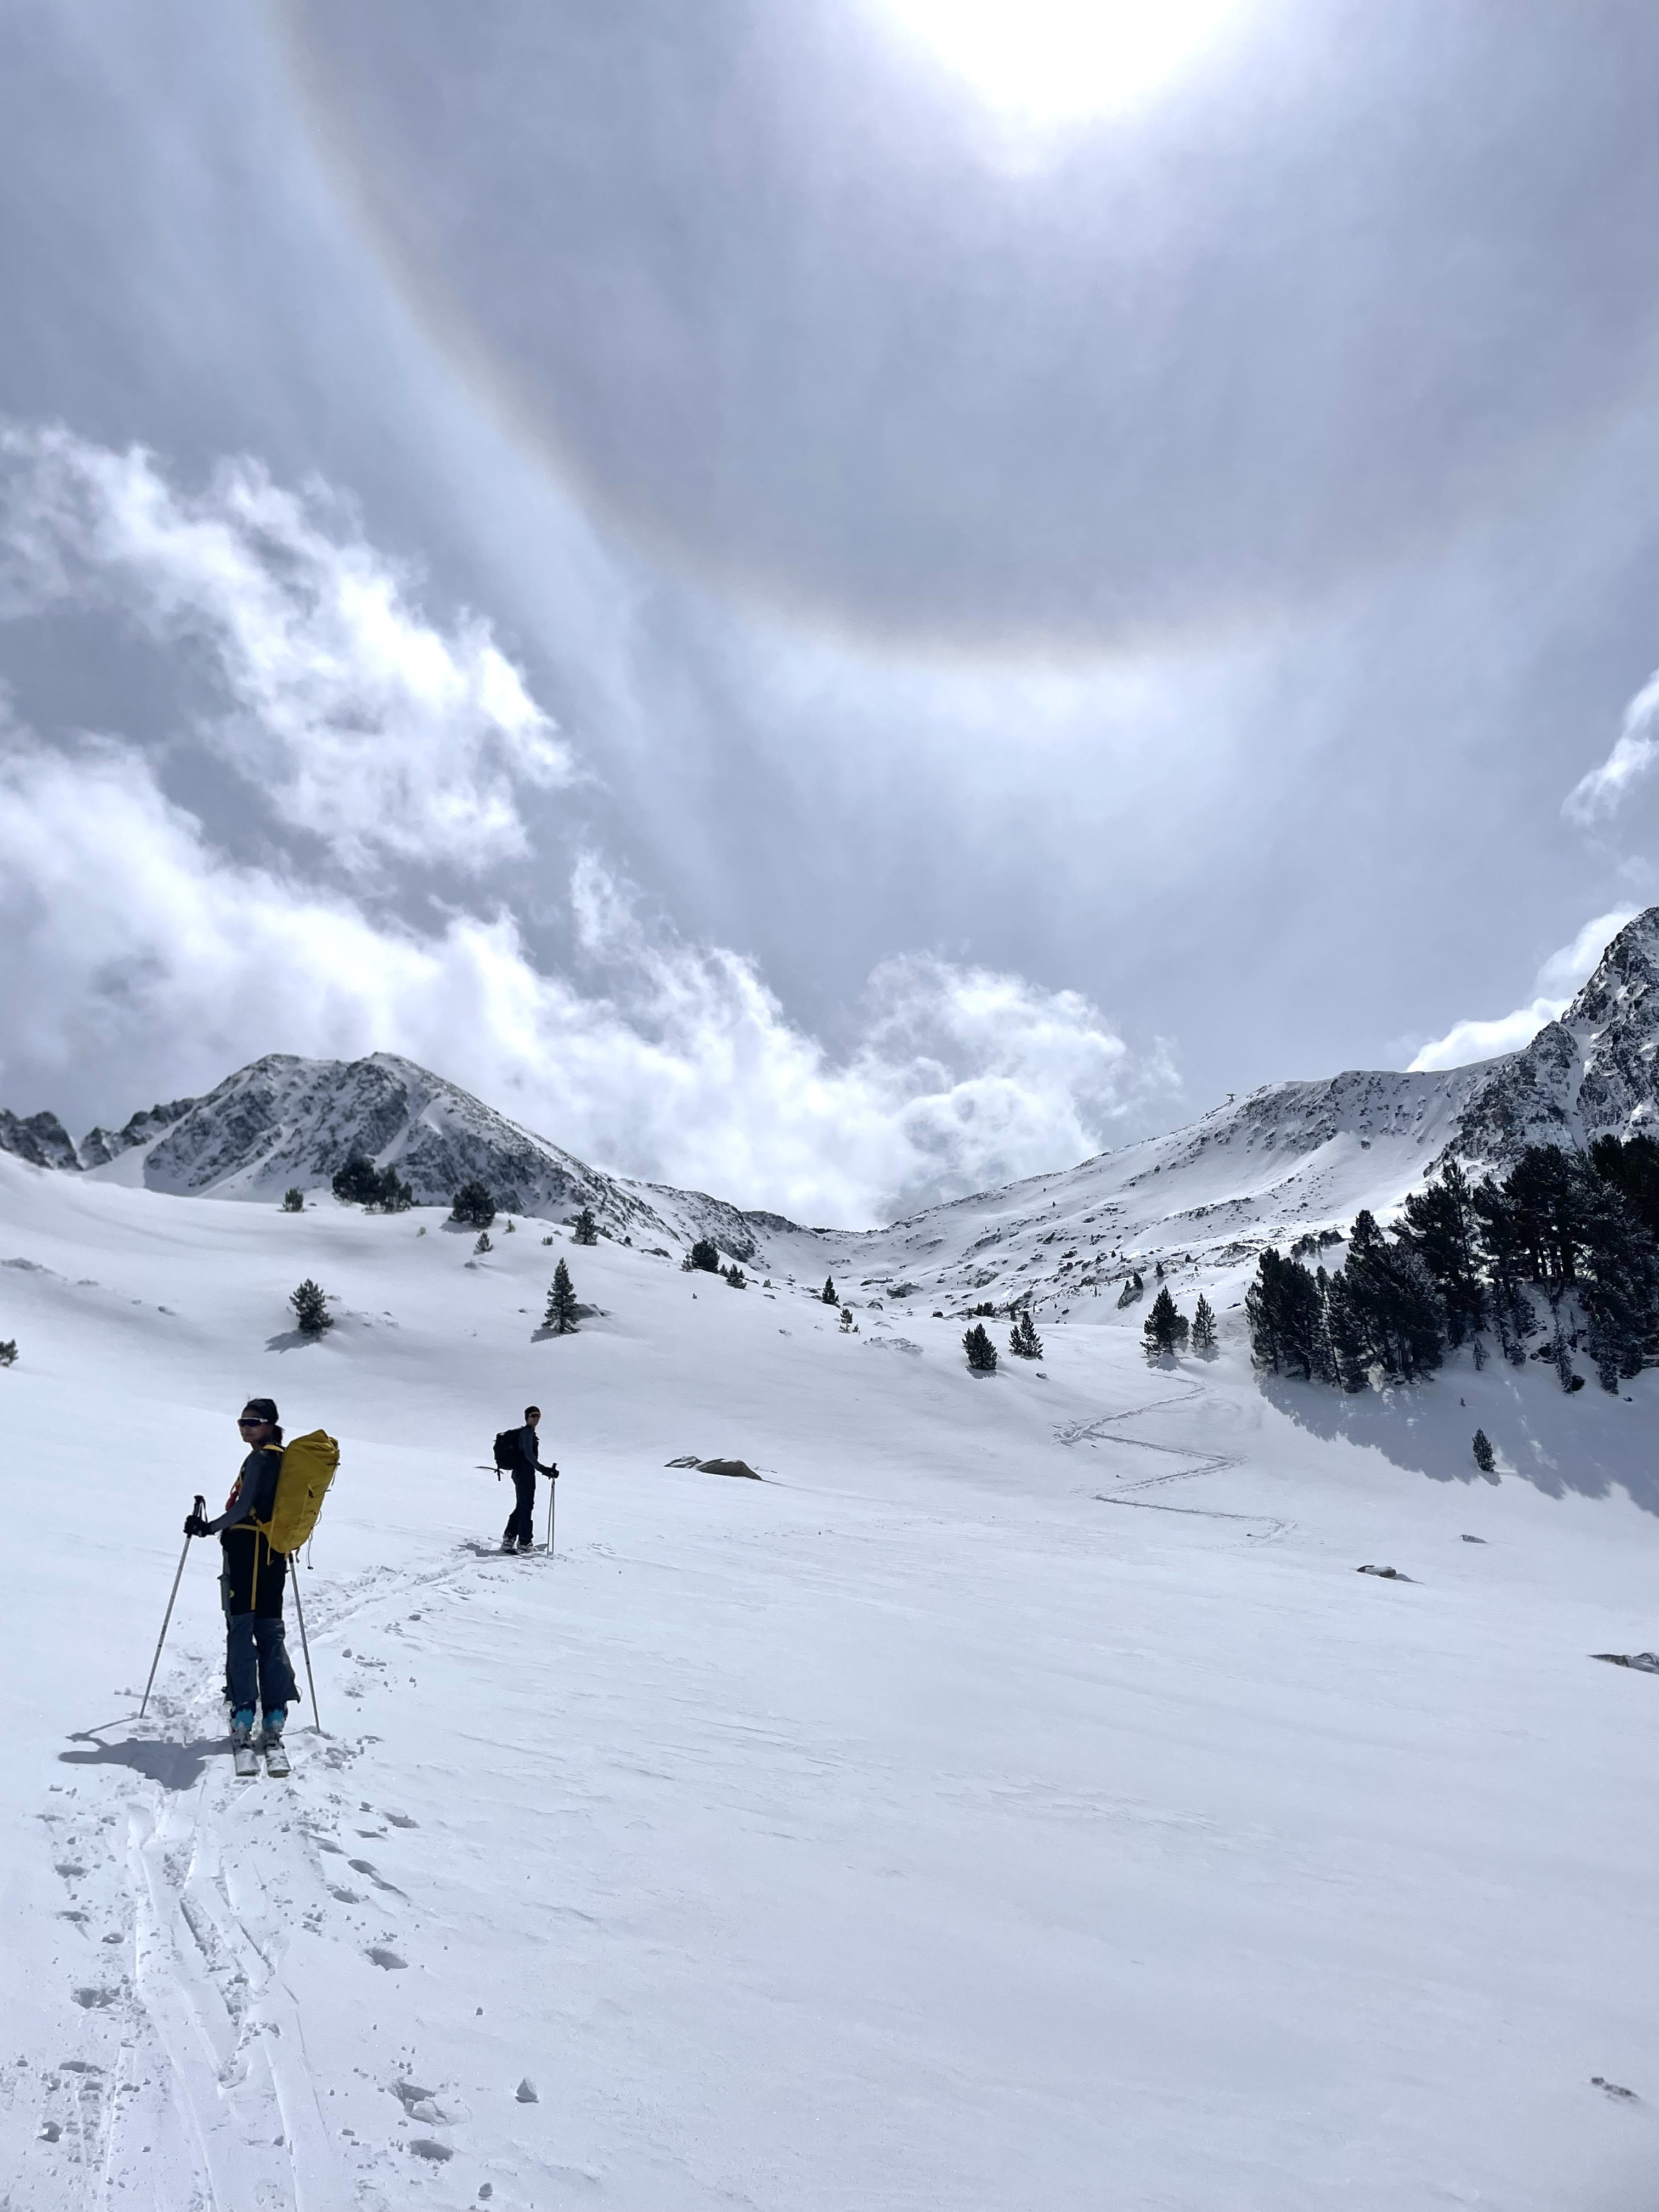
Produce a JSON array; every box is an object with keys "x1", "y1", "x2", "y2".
[{"x1": 3, "y1": 912, "x2": 1654, "y2": 1305}]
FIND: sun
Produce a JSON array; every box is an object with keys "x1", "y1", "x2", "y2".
[{"x1": 869, "y1": 0, "x2": 1252, "y2": 129}]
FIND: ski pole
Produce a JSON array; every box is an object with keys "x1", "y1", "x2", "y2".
[
  {"x1": 289, "y1": 1563, "x2": 323, "y2": 1735},
  {"x1": 140, "y1": 1495, "x2": 205, "y2": 1720},
  {"x1": 546, "y1": 1472, "x2": 556, "y2": 1556}
]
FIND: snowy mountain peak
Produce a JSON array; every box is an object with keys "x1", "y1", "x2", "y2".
[{"x1": 1434, "y1": 905, "x2": 1658, "y2": 1172}]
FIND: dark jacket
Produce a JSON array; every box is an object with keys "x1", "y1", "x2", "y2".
[
  {"x1": 505, "y1": 1424, "x2": 556, "y2": 1478},
  {"x1": 209, "y1": 1445, "x2": 284, "y2": 1535},
  {"x1": 211, "y1": 1444, "x2": 286, "y2": 1616}
]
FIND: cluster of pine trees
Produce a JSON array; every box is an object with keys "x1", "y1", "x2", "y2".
[
  {"x1": 450, "y1": 1180, "x2": 496, "y2": 1229},
  {"x1": 332, "y1": 1154, "x2": 414, "y2": 1212},
  {"x1": 1246, "y1": 1137, "x2": 1659, "y2": 1393},
  {"x1": 1142, "y1": 1287, "x2": 1216, "y2": 1358}
]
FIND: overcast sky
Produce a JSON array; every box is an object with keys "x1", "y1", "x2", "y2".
[{"x1": 1, "y1": 1, "x2": 1654, "y2": 1223}]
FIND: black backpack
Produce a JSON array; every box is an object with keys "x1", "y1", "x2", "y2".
[{"x1": 493, "y1": 1428, "x2": 520, "y2": 1471}]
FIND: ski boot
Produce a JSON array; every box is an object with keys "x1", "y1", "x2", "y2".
[
  {"x1": 231, "y1": 1709, "x2": 259, "y2": 1779},
  {"x1": 260, "y1": 1707, "x2": 291, "y2": 1778}
]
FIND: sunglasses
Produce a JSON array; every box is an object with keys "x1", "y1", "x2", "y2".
[{"x1": 238, "y1": 1417, "x2": 269, "y2": 1429}]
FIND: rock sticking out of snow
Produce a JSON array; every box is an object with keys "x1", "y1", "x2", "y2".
[
  {"x1": 1591, "y1": 1652, "x2": 1659, "y2": 1673},
  {"x1": 698, "y1": 1458, "x2": 761, "y2": 1480}
]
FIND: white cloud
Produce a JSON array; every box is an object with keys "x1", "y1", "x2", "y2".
[
  {"x1": 1407, "y1": 907, "x2": 1638, "y2": 1073},
  {"x1": 0, "y1": 735, "x2": 1175, "y2": 1224},
  {"x1": 1561, "y1": 668, "x2": 1659, "y2": 825},
  {"x1": 0, "y1": 424, "x2": 571, "y2": 873}
]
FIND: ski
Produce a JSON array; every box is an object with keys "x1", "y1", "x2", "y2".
[
  {"x1": 233, "y1": 1740, "x2": 260, "y2": 1779},
  {"x1": 262, "y1": 1735, "x2": 291, "y2": 1779}
]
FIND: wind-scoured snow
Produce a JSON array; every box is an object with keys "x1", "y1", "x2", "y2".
[{"x1": 0, "y1": 1135, "x2": 1654, "y2": 2210}]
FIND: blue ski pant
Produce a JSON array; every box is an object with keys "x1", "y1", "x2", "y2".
[{"x1": 224, "y1": 1613, "x2": 297, "y2": 1718}]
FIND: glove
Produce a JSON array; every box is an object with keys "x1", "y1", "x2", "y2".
[{"x1": 183, "y1": 1511, "x2": 210, "y2": 1538}]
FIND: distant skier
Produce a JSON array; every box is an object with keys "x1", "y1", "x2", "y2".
[
  {"x1": 498, "y1": 1404, "x2": 558, "y2": 1552},
  {"x1": 184, "y1": 1397, "x2": 298, "y2": 1774}
]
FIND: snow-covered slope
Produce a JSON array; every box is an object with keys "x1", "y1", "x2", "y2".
[
  {"x1": 770, "y1": 907, "x2": 1659, "y2": 1323},
  {"x1": 14, "y1": 1052, "x2": 795, "y2": 1267},
  {"x1": 0, "y1": 1144, "x2": 1652, "y2": 2211},
  {"x1": 5, "y1": 916, "x2": 1652, "y2": 1302}
]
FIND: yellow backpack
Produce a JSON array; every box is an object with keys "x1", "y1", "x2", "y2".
[{"x1": 257, "y1": 1430, "x2": 340, "y2": 1557}]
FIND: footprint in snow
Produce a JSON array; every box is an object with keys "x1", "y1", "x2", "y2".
[{"x1": 349, "y1": 1857, "x2": 407, "y2": 1895}]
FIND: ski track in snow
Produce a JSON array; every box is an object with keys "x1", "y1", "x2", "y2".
[
  {"x1": 21, "y1": 1532, "x2": 572, "y2": 2211},
  {"x1": 1054, "y1": 1376, "x2": 1244, "y2": 1494}
]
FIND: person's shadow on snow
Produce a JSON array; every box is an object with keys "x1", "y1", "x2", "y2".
[{"x1": 59, "y1": 1733, "x2": 222, "y2": 1790}]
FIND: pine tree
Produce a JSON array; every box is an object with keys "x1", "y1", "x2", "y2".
[
  {"x1": 475, "y1": 1231, "x2": 493, "y2": 1255},
  {"x1": 689, "y1": 1238, "x2": 720, "y2": 1274},
  {"x1": 0, "y1": 1339, "x2": 18, "y2": 1367},
  {"x1": 544, "y1": 1258, "x2": 579, "y2": 1334},
  {"x1": 821, "y1": 1276, "x2": 838, "y2": 1305},
  {"x1": 1008, "y1": 1308, "x2": 1043, "y2": 1359},
  {"x1": 962, "y1": 1321, "x2": 998, "y2": 1372},
  {"x1": 1398, "y1": 1159, "x2": 1486, "y2": 1346},
  {"x1": 1590, "y1": 1131, "x2": 1659, "y2": 1237},
  {"x1": 290, "y1": 1279, "x2": 332, "y2": 1336},
  {"x1": 839, "y1": 1304, "x2": 856, "y2": 1332},
  {"x1": 1319, "y1": 1268, "x2": 1370, "y2": 1390},
  {"x1": 281, "y1": 1188, "x2": 304, "y2": 1213},
  {"x1": 1244, "y1": 1250, "x2": 1322, "y2": 1377},
  {"x1": 1142, "y1": 1285, "x2": 1189, "y2": 1357},
  {"x1": 377, "y1": 1169, "x2": 413, "y2": 1213},
  {"x1": 1340, "y1": 1211, "x2": 1444, "y2": 1381},
  {"x1": 573, "y1": 1207, "x2": 599, "y2": 1246},
  {"x1": 723, "y1": 1264, "x2": 747, "y2": 1289},
  {"x1": 1471, "y1": 1428, "x2": 1494, "y2": 1474},
  {"x1": 450, "y1": 1180, "x2": 496, "y2": 1229},
  {"x1": 332, "y1": 1154, "x2": 379, "y2": 1205},
  {"x1": 1550, "y1": 1315, "x2": 1582, "y2": 1392},
  {"x1": 1190, "y1": 1293, "x2": 1217, "y2": 1355}
]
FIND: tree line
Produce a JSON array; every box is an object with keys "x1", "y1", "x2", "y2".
[{"x1": 1246, "y1": 1136, "x2": 1659, "y2": 1393}]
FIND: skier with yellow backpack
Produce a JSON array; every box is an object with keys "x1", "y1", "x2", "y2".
[{"x1": 182, "y1": 1397, "x2": 337, "y2": 1777}]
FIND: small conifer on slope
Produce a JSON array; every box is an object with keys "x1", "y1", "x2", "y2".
[
  {"x1": 821, "y1": 1276, "x2": 838, "y2": 1305},
  {"x1": 290, "y1": 1279, "x2": 332, "y2": 1336},
  {"x1": 572, "y1": 1207, "x2": 599, "y2": 1246},
  {"x1": 1191, "y1": 1294, "x2": 1217, "y2": 1355},
  {"x1": 1143, "y1": 1285, "x2": 1189, "y2": 1358},
  {"x1": 545, "y1": 1259, "x2": 579, "y2": 1335},
  {"x1": 1009, "y1": 1308, "x2": 1043, "y2": 1360},
  {"x1": 963, "y1": 1322, "x2": 998, "y2": 1373},
  {"x1": 1472, "y1": 1428, "x2": 1495, "y2": 1473}
]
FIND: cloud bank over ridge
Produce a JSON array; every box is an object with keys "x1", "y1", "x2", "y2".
[{"x1": 0, "y1": 428, "x2": 1176, "y2": 1225}]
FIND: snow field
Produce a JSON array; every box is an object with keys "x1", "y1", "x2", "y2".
[{"x1": 1, "y1": 1155, "x2": 1655, "y2": 2209}]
